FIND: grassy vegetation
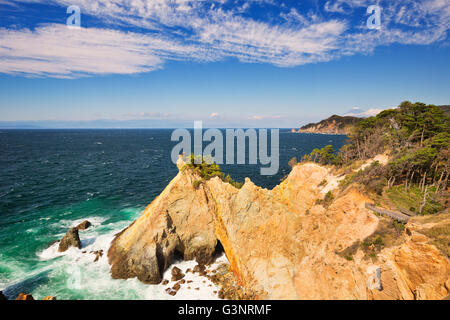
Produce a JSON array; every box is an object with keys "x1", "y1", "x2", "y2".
[
  {"x1": 309, "y1": 101, "x2": 450, "y2": 215},
  {"x1": 333, "y1": 159, "x2": 366, "y2": 176},
  {"x1": 315, "y1": 191, "x2": 334, "y2": 208},
  {"x1": 362, "y1": 236, "x2": 384, "y2": 249},
  {"x1": 385, "y1": 185, "x2": 442, "y2": 215},
  {"x1": 393, "y1": 220, "x2": 406, "y2": 233},
  {"x1": 306, "y1": 102, "x2": 450, "y2": 261},
  {"x1": 193, "y1": 179, "x2": 202, "y2": 190},
  {"x1": 296, "y1": 102, "x2": 448, "y2": 216},
  {"x1": 339, "y1": 161, "x2": 387, "y2": 195},
  {"x1": 185, "y1": 155, "x2": 244, "y2": 189},
  {"x1": 348, "y1": 102, "x2": 448, "y2": 194},
  {"x1": 318, "y1": 179, "x2": 327, "y2": 187},
  {"x1": 421, "y1": 222, "x2": 450, "y2": 258}
]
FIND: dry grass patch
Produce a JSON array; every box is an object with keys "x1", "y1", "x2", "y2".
[{"x1": 336, "y1": 217, "x2": 406, "y2": 261}]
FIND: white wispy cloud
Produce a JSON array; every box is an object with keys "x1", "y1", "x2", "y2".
[
  {"x1": 0, "y1": 24, "x2": 215, "y2": 78},
  {"x1": 121, "y1": 112, "x2": 172, "y2": 120},
  {"x1": 344, "y1": 107, "x2": 384, "y2": 117},
  {"x1": 0, "y1": 0, "x2": 448, "y2": 77},
  {"x1": 250, "y1": 115, "x2": 282, "y2": 120}
]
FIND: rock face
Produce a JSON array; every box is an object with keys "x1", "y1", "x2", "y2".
[
  {"x1": 91, "y1": 250, "x2": 104, "y2": 262},
  {"x1": 75, "y1": 220, "x2": 91, "y2": 230},
  {"x1": 295, "y1": 115, "x2": 362, "y2": 135},
  {"x1": 368, "y1": 232, "x2": 450, "y2": 300},
  {"x1": 58, "y1": 227, "x2": 82, "y2": 252},
  {"x1": 16, "y1": 293, "x2": 34, "y2": 300},
  {"x1": 207, "y1": 165, "x2": 379, "y2": 299},
  {"x1": 108, "y1": 156, "x2": 450, "y2": 299},
  {"x1": 171, "y1": 267, "x2": 185, "y2": 281},
  {"x1": 108, "y1": 157, "x2": 218, "y2": 284}
]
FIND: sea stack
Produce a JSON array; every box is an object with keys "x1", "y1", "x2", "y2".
[
  {"x1": 58, "y1": 227, "x2": 82, "y2": 252},
  {"x1": 75, "y1": 220, "x2": 91, "y2": 230}
]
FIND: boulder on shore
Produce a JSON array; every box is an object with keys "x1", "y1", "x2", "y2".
[
  {"x1": 193, "y1": 264, "x2": 206, "y2": 274},
  {"x1": 91, "y1": 250, "x2": 104, "y2": 262},
  {"x1": 0, "y1": 291, "x2": 7, "y2": 300},
  {"x1": 16, "y1": 293, "x2": 34, "y2": 300},
  {"x1": 171, "y1": 267, "x2": 185, "y2": 281},
  {"x1": 58, "y1": 227, "x2": 82, "y2": 252}
]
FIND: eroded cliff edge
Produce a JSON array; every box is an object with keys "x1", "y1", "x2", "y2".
[{"x1": 108, "y1": 156, "x2": 449, "y2": 299}]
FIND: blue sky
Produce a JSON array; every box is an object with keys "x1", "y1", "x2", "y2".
[{"x1": 0, "y1": 0, "x2": 449, "y2": 128}]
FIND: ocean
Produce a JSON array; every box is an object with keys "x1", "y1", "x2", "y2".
[{"x1": 0, "y1": 129, "x2": 347, "y2": 300}]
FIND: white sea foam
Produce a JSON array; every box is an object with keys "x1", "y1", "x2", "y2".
[
  {"x1": 52, "y1": 216, "x2": 108, "y2": 230},
  {"x1": 35, "y1": 215, "x2": 229, "y2": 300},
  {"x1": 38, "y1": 242, "x2": 65, "y2": 260},
  {"x1": 154, "y1": 254, "x2": 228, "y2": 300}
]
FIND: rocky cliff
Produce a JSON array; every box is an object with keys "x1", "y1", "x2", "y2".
[
  {"x1": 108, "y1": 156, "x2": 449, "y2": 299},
  {"x1": 295, "y1": 115, "x2": 362, "y2": 135},
  {"x1": 108, "y1": 157, "x2": 218, "y2": 284}
]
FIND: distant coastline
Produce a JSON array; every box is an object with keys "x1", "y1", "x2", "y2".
[{"x1": 291, "y1": 129, "x2": 348, "y2": 136}]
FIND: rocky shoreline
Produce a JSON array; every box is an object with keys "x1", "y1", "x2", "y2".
[
  {"x1": 106, "y1": 155, "x2": 449, "y2": 299},
  {"x1": 1, "y1": 291, "x2": 56, "y2": 300},
  {"x1": 157, "y1": 260, "x2": 258, "y2": 299},
  {"x1": 4, "y1": 156, "x2": 448, "y2": 300}
]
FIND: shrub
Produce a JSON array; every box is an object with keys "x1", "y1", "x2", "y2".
[
  {"x1": 341, "y1": 101, "x2": 449, "y2": 193},
  {"x1": 340, "y1": 161, "x2": 387, "y2": 195},
  {"x1": 323, "y1": 191, "x2": 334, "y2": 208},
  {"x1": 193, "y1": 180, "x2": 202, "y2": 190},
  {"x1": 223, "y1": 174, "x2": 244, "y2": 189},
  {"x1": 288, "y1": 157, "x2": 297, "y2": 168},
  {"x1": 393, "y1": 220, "x2": 405, "y2": 233},
  {"x1": 303, "y1": 145, "x2": 338, "y2": 165},
  {"x1": 366, "y1": 178, "x2": 386, "y2": 195},
  {"x1": 185, "y1": 155, "x2": 243, "y2": 189},
  {"x1": 373, "y1": 236, "x2": 384, "y2": 246},
  {"x1": 315, "y1": 191, "x2": 334, "y2": 208}
]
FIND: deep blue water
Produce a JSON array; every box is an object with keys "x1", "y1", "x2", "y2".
[{"x1": 0, "y1": 129, "x2": 347, "y2": 299}]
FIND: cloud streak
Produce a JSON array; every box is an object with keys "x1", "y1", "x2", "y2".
[
  {"x1": 0, "y1": 0, "x2": 448, "y2": 77},
  {"x1": 344, "y1": 108, "x2": 384, "y2": 117}
]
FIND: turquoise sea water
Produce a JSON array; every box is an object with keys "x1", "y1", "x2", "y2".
[{"x1": 0, "y1": 129, "x2": 346, "y2": 299}]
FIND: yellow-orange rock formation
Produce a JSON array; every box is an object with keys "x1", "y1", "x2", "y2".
[{"x1": 108, "y1": 157, "x2": 449, "y2": 299}]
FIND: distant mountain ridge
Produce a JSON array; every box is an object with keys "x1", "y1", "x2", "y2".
[
  {"x1": 293, "y1": 105, "x2": 449, "y2": 135},
  {"x1": 294, "y1": 114, "x2": 362, "y2": 135}
]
